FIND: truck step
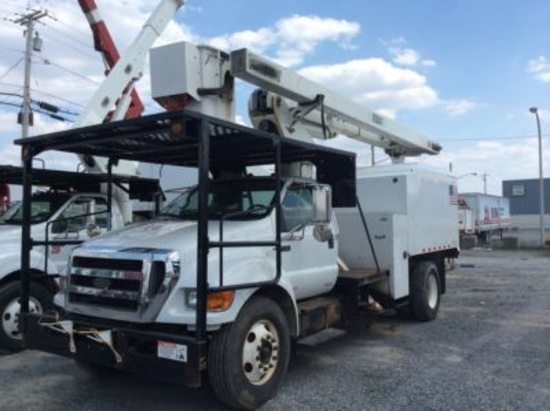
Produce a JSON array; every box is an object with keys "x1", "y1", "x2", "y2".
[
  {"x1": 298, "y1": 297, "x2": 341, "y2": 338},
  {"x1": 337, "y1": 268, "x2": 389, "y2": 287}
]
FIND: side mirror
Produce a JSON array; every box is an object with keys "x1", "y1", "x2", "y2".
[
  {"x1": 51, "y1": 219, "x2": 68, "y2": 234},
  {"x1": 312, "y1": 185, "x2": 332, "y2": 224},
  {"x1": 87, "y1": 223, "x2": 102, "y2": 238}
]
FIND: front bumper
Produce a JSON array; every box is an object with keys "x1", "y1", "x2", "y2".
[{"x1": 24, "y1": 312, "x2": 206, "y2": 387}]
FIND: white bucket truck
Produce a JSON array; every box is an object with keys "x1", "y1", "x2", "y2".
[
  {"x1": 0, "y1": 166, "x2": 161, "y2": 352},
  {"x1": 0, "y1": 0, "x2": 182, "y2": 352},
  {"x1": 19, "y1": 38, "x2": 458, "y2": 410}
]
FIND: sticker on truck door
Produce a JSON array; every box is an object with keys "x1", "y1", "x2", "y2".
[{"x1": 157, "y1": 341, "x2": 187, "y2": 363}]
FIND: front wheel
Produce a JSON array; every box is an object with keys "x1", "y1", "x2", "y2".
[
  {"x1": 208, "y1": 296, "x2": 291, "y2": 410},
  {"x1": 409, "y1": 261, "x2": 441, "y2": 322},
  {"x1": 0, "y1": 281, "x2": 53, "y2": 352}
]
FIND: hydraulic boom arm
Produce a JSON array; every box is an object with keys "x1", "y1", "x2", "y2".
[
  {"x1": 75, "y1": 0, "x2": 184, "y2": 174},
  {"x1": 230, "y1": 48, "x2": 441, "y2": 161},
  {"x1": 78, "y1": 0, "x2": 145, "y2": 120}
]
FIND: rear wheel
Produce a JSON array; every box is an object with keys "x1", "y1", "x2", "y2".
[
  {"x1": 409, "y1": 261, "x2": 441, "y2": 322},
  {"x1": 0, "y1": 281, "x2": 53, "y2": 352},
  {"x1": 208, "y1": 296, "x2": 290, "y2": 410}
]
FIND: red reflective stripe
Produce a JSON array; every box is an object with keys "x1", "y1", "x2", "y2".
[{"x1": 78, "y1": 0, "x2": 96, "y2": 13}]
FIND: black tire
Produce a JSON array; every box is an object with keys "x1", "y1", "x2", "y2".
[
  {"x1": 0, "y1": 281, "x2": 53, "y2": 352},
  {"x1": 208, "y1": 296, "x2": 291, "y2": 410},
  {"x1": 395, "y1": 302, "x2": 411, "y2": 320},
  {"x1": 409, "y1": 261, "x2": 441, "y2": 322}
]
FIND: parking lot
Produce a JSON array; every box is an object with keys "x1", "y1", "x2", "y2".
[{"x1": 1, "y1": 249, "x2": 549, "y2": 410}]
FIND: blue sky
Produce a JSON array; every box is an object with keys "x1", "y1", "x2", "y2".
[{"x1": 1, "y1": 0, "x2": 550, "y2": 195}]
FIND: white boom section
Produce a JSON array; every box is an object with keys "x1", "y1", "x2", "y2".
[
  {"x1": 74, "y1": 0, "x2": 184, "y2": 175},
  {"x1": 230, "y1": 48, "x2": 441, "y2": 159}
]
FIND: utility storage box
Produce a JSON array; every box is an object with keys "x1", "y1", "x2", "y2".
[{"x1": 335, "y1": 164, "x2": 459, "y2": 298}]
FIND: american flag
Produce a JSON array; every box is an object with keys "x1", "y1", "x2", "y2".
[{"x1": 449, "y1": 185, "x2": 459, "y2": 205}]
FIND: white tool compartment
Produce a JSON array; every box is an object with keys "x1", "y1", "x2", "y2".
[
  {"x1": 336, "y1": 210, "x2": 409, "y2": 299},
  {"x1": 354, "y1": 164, "x2": 458, "y2": 255},
  {"x1": 335, "y1": 163, "x2": 458, "y2": 299}
]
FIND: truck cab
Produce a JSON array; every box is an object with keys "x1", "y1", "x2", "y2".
[
  {"x1": 0, "y1": 166, "x2": 162, "y2": 352},
  {"x1": 54, "y1": 175, "x2": 337, "y2": 326}
]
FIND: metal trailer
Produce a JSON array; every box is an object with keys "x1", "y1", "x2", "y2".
[{"x1": 458, "y1": 193, "x2": 511, "y2": 241}]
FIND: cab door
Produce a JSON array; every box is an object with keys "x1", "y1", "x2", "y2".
[{"x1": 281, "y1": 183, "x2": 338, "y2": 300}]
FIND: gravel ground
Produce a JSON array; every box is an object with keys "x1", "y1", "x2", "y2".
[{"x1": 1, "y1": 249, "x2": 549, "y2": 410}]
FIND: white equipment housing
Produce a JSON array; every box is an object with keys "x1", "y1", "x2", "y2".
[
  {"x1": 151, "y1": 42, "x2": 234, "y2": 120},
  {"x1": 336, "y1": 164, "x2": 459, "y2": 299}
]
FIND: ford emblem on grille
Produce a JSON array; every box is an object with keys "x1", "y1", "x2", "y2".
[{"x1": 93, "y1": 277, "x2": 112, "y2": 290}]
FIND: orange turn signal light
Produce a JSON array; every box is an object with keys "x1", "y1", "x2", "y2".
[{"x1": 207, "y1": 290, "x2": 235, "y2": 311}]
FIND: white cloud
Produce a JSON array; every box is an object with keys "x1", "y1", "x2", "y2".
[
  {"x1": 389, "y1": 47, "x2": 420, "y2": 66},
  {"x1": 299, "y1": 58, "x2": 438, "y2": 117},
  {"x1": 206, "y1": 15, "x2": 360, "y2": 67},
  {"x1": 527, "y1": 55, "x2": 550, "y2": 83},
  {"x1": 443, "y1": 99, "x2": 478, "y2": 117},
  {"x1": 386, "y1": 39, "x2": 436, "y2": 68},
  {"x1": 422, "y1": 59, "x2": 437, "y2": 67},
  {"x1": 208, "y1": 28, "x2": 275, "y2": 55}
]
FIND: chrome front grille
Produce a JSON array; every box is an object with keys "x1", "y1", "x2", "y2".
[{"x1": 66, "y1": 247, "x2": 180, "y2": 322}]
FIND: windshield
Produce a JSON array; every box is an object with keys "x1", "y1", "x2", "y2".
[
  {"x1": 161, "y1": 178, "x2": 276, "y2": 220},
  {"x1": 0, "y1": 192, "x2": 71, "y2": 225}
]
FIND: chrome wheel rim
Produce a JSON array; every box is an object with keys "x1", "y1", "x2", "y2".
[
  {"x1": 2, "y1": 296, "x2": 42, "y2": 341},
  {"x1": 427, "y1": 274, "x2": 438, "y2": 309},
  {"x1": 242, "y1": 319, "x2": 279, "y2": 385}
]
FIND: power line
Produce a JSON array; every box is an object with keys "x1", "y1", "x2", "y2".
[
  {"x1": 0, "y1": 57, "x2": 24, "y2": 81},
  {"x1": 38, "y1": 56, "x2": 100, "y2": 85},
  {"x1": 0, "y1": 6, "x2": 22, "y2": 16},
  {"x1": 0, "y1": 82, "x2": 23, "y2": 92},
  {"x1": 38, "y1": 19, "x2": 93, "y2": 51},
  {"x1": 0, "y1": 46, "x2": 25, "y2": 55},
  {"x1": 44, "y1": 6, "x2": 94, "y2": 43},
  {"x1": 0, "y1": 101, "x2": 75, "y2": 122},
  {"x1": 29, "y1": 87, "x2": 86, "y2": 108},
  {"x1": 0, "y1": 87, "x2": 23, "y2": 105},
  {"x1": 0, "y1": 91, "x2": 80, "y2": 115},
  {"x1": 36, "y1": 26, "x2": 96, "y2": 60}
]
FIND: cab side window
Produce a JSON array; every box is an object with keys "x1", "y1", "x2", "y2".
[
  {"x1": 58, "y1": 197, "x2": 109, "y2": 231},
  {"x1": 282, "y1": 185, "x2": 313, "y2": 231}
]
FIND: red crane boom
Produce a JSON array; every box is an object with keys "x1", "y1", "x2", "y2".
[{"x1": 78, "y1": 0, "x2": 144, "y2": 119}]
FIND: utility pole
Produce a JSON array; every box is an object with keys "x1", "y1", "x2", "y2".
[{"x1": 13, "y1": 9, "x2": 47, "y2": 138}]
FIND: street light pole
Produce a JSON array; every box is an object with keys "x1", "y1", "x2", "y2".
[{"x1": 529, "y1": 107, "x2": 545, "y2": 248}]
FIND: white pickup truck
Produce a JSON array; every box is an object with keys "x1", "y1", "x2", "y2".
[{"x1": 0, "y1": 165, "x2": 161, "y2": 351}]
